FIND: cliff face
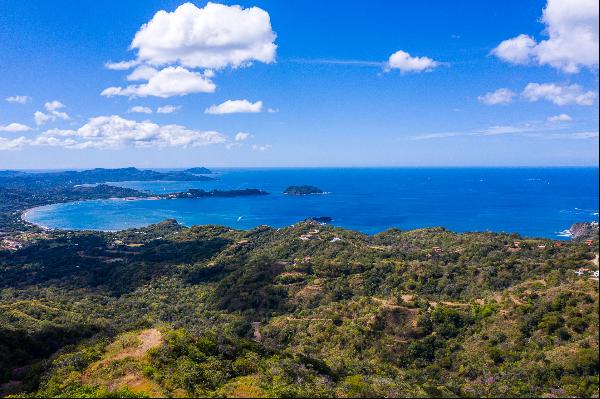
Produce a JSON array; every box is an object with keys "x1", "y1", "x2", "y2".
[{"x1": 570, "y1": 221, "x2": 599, "y2": 241}]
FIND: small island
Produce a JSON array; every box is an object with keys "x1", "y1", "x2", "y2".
[
  {"x1": 283, "y1": 185, "x2": 324, "y2": 195},
  {"x1": 183, "y1": 167, "x2": 212, "y2": 175}
]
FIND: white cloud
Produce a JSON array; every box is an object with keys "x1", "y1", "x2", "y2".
[
  {"x1": 252, "y1": 144, "x2": 271, "y2": 151},
  {"x1": 478, "y1": 88, "x2": 516, "y2": 105},
  {"x1": 411, "y1": 123, "x2": 597, "y2": 141},
  {"x1": 156, "y1": 105, "x2": 181, "y2": 114},
  {"x1": 235, "y1": 132, "x2": 250, "y2": 141},
  {"x1": 0, "y1": 123, "x2": 32, "y2": 132},
  {"x1": 491, "y1": 34, "x2": 537, "y2": 65},
  {"x1": 492, "y1": 0, "x2": 599, "y2": 73},
  {"x1": 103, "y1": 3, "x2": 276, "y2": 99},
  {"x1": 0, "y1": 136, "x2": 29, "y2": 150},
  {"x1": 34, "y1": 111, "x2": 52, "y2": 126},
  {"x1": 34, "y1": 101, "x2": 70, "y2": 126},
  {"x1": 101, "y1": 66, "x2": 215, "y2": 98},
  {"x1": 6, "y1": 95, "x2": 31, "y2": 104},
  {"x1": 411, "y1": 120, "x2": 569, "y2": 140},
  {"x1": 44, "y1": 100, "x2": 65, "y2": 111},
  {"x1": 267, "y1": 107, "x2": 279, "y2": 113},
  {"x1": 522, "y1": 83, "x2": 596, "y2": 105},
  {"x1": 105, "y1": 60, "x2": 140, "y2": 70},
  {"x1": 386, "y1": 50, "x2": 440, "y2": 73},
  {"x1": 205, "y1": 99, "x2": 263, "y2": 114},
  {"x1": 126, "y1": 65, "x2": 159, "y2": 81},
  {"x1": 130, "y1": 2, "x2": 277, "y2": 69},
  {"x1": 31, "y1": 115, "x2": 226, "y2": 149},
  {"x1": 128, "y1": 106, "x2": 153, "y2": 114},
  {"x1": 548, "y1": 113, "x2": 572, "y2": 122}
]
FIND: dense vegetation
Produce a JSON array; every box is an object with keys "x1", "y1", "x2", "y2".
[
  {"x1": 0, "y1": 169, "x2": 598, "y2": 397},
  {"x1": 165, "y1": 188, "x2": 268, "y2": 199}
]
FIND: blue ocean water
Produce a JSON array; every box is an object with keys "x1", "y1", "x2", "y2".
[{"x1": 24, "y1": 168, "x2": 599, "y2": 238}]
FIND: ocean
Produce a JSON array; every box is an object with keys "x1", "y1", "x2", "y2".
[{"x1": 24, "y1": 167, "x2": 599, "y2": 239}]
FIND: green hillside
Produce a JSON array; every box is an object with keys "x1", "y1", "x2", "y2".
[{"x1": 1, "y1": 220, "x2": 598, "y2": 397}]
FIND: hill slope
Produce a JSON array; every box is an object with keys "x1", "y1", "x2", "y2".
[{"x1": 0, "y1": 221, "x2": 598, "y2": 397}]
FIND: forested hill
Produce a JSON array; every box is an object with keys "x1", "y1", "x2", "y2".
[{"x1": 0, "y1": 220, "x2": 598, "y2": 397}]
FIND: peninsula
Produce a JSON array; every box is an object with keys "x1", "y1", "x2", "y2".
[{"x1": 283, "y1": 185, "x2": 324, "y2": 195}]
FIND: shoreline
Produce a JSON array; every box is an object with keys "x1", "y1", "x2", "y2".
[
  {"x1": 19, "y1": 200, "x2": 596, "y2": 240},
  {"x1": 20, "y1": 207, "x2": 52, "y2": 231}
]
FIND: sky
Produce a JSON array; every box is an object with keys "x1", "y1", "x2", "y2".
[{"x1": 0, "y1": 0, "x2": 598, "y2": 169}]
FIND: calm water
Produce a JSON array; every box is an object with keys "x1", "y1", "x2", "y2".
[{"x1": 24, "y1": 168, "x2": 599, "y2": 238}]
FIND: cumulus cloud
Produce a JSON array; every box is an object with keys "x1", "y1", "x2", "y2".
[
  {"x1": 478, "y1": 88, "x2": 516, "y2": 105},
  {"x1": 128, "y1": 106, "x2": 152, "y2": 114},
  {"x1": 156, "y1": 105, "x2": 181, "y2": 114},
  {"x1": 6, "y1": 95, "x2": 31, "y2": 104},
  {"x1": 34, "y1": 111, "x2": 52, "y2": 126},
  {"x1": 0, "y1": 136, "x2": 29, "y2": 150},
  {"x1": 386, "y1": 50, "x2": 440, "y2": 73},
  {"x1": 101, "y1": 66, "x2": 215, "y2": 98},
  {"x1": 235, "y1": 132, "x2": 250, "y2": 141},
  {"x1": 491, "y1": 34, "x2": 537, "y2": 65},
  {"x1": 130, "y1": 2, "x2": 276, "y2": 69},
  {"x1": 205, "y1": 99, "x2": 263, "y2": 114},
  {"x1": 34, "y1": 101, "x2": 70, "y2": 126},
  {"x1": 492, "y1": 0, "x2": 599, "y2": 73},
  {"x1": 127, "y1": 65, "x2": 159, "y2": 81},
  {"x1": 102, "y1": 3, "x2": 276, "y2": 99},
  {"x1": 522, "y1": 83, "x2": 596, "y2": 105},
  {"x1": 45, "y1": 101, "x2": 65, "y2": 111},
  {"x1": 0, "y1": 123, "x2": 32, "y2": 132},
  {"x1": 30, "y1": 115, "x2": 226, "y2": 149},
  {"x1": 548, "y1": 113, "x2": 572, "y2": 122}
]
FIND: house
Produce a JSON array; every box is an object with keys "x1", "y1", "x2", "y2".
[
  {"x1": 513, "y1": 241, "x2": 521, "y2": 247},
  {"x1": 591, "y1": 271, "x2": 599, "y2": 278},
  {"x1": 0, "y1": 239, "x2": 22, "y2": 251},
  {"x1": 575, "y1": 267, "x2": 590, "y2": 276},
  {"x1": 554, "y1": 242, "x2": 563, "y2": 248},
  {"x1": 330, "y1": 237, "x2": 342, "y2": 243},
  {"x1": 537, "y1": 244, "x2": 546, "y2": 249},
  {"x1": 585, "y1": 239, "x2": 593, "y2": 246},
  {"x1": 432, "y1": 246, "x2": 443, "y2": 253}
]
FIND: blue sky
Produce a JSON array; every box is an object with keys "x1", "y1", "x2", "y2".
[{"x1": 0, "y1": 0, "x2": 598, "y2": 168}]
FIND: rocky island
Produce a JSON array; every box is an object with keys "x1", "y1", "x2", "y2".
[{"x1": 283, "y1": 185, "x2": 324, "y2": 195}]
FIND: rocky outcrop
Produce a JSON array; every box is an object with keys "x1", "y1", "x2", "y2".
[{"x1": 569, "y1": 221, "x2": 599, "y2": 241}]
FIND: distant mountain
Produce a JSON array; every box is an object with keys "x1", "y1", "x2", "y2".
[
  {"x1": 0, "y1": 167, "x2": 214, "y2": 189},
  {"x1": 183, "y1": 167, "x2": 212, "y2": 175}
]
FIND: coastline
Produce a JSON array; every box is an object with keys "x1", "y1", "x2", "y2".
[
  {"x1": 19, "y1": 199, "x2": 596, "y2": 240},
  {"x1": 20, "y1": 207, "x2": 52, "y2": 231}
]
